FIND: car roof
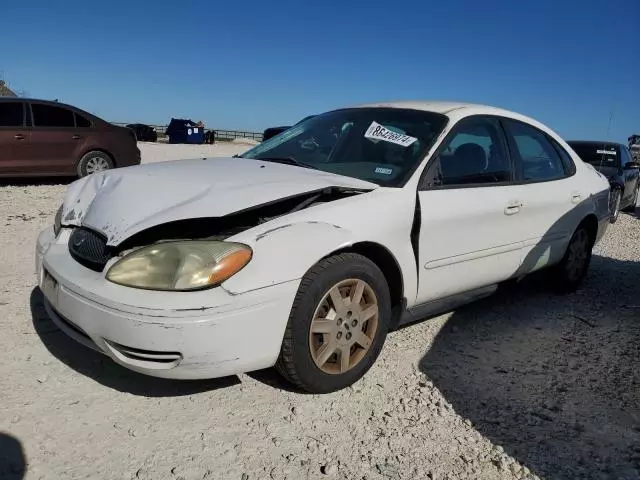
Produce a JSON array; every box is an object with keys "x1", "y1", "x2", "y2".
[
  {"x1": 0, "y1": 97, "x2": 69, "y2": 106},
  {"x1": 352, "y1": 100, "x2": 491, "y2": 114},
  {"x1": 0, "y1": 97, "x2": 105, "y2": 123},
  {"x1": 567, "y1": 140, "x2": 623, "y2": 148},
  {"x1": 348, "y1": 100, "x2": 553, "y2": 133}
]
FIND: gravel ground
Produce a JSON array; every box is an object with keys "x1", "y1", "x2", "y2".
[{"x1": 1, "y1": 148, "x2": 638, "y2": 480}]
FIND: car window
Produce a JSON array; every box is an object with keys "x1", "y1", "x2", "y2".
[
  {"x1": 620, "y1": 145, "x2": 632, "y2": 166},
  {"x1": 75, "y1": 112, "x2": 91, "y2": 128},
  {"x1": 551, "y1": 140, "x2": 576, "y2": 176},
  {"x1": 240, "y1": 108, "x2": 449, "y2": 187},
  {"x1": 505, "y1": 120, "x2": 566, "y2": 182},
  {"x1": 0, "y1": 102, "x2": 24, "y2": 127},
  {"x1": 568, "y1": 142, "x2": 619, "y2": 168},
  {"x1": 424, "y1": 118, "x2": 511, "y2": 187},
  {"x1": 31, "y1": 104, "x2": 75, "y2": 128}
]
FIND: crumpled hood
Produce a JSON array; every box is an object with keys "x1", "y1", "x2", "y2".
[{"x1": 61, "y1": 157, "x2": 377, "y2": 245}]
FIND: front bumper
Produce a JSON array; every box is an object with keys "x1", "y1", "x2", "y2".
[{"x1": 35, "y1": 226, "x2": 299, "y2": 379}]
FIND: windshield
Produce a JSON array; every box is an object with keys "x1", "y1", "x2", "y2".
[
  {"x1": 568, "y1": 143, "x2": 620, "y2": 168},
  {"x1": 240, "y1": 108, "x2": 448, "y2": 187}
]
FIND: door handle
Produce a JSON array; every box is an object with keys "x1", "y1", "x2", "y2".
[
  {"x1": 504, "y1": 201, "x2": 523, "y2": 215},
  {"x1": 571, "y1": 192, "x2": 581, "y2": 204},
  {"x1": 14, "y1": 134, "x2": 25, "y2": 140},
  {"x1": 72, "y1": 135, "x2": 81, "y2": 140}
]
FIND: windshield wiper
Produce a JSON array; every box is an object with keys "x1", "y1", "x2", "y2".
[{"x1": 254, "y1": 156, "x2": 317, "y2": 170}]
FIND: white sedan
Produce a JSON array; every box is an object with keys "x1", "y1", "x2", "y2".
[{"x1": 35, "y1": 102, "x2": 610, "y2": 393}]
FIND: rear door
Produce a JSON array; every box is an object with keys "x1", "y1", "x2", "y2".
[
  {"x1": 29, "y1": 102, "x2": 80, "y2": 174},
  {"x1": 415, "y1": 116, "x2": 525, "y2": 304},
  {"x1": 0, "y1": 101, "x2": 31, "y2": 174},
  {"x1": 619, "y1": 145, "x2": 639, "y2": 204},
  {"x1": 501, "y1": 119, "x2": 584, "y2": 273}
]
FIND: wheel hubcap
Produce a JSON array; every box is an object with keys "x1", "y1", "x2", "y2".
[
  {"x1": 309, "y1": 278, "x2": 379, "y2": 374},
  {"x1": 565, "y1": 229, "x2": 589, "y2": 282},
  {"x1": 86, "y1": 156, "x2": 110, "y2": 174}
]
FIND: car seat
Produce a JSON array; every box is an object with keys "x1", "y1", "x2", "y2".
[{"x1": 441, "y1": 143, "x2": 487, "y2": 180}]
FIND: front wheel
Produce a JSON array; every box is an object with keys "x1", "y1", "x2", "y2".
[
  {"x1": 609, "y1": 188, "x2": 621, "y2": 223},
  {"x1": 622, "y1": 184, "x2": 638, "y2": 213},
  {"x1": 77, "y1": 151, "x2": 114, "y2": 177},
  {"x1": 549, "y1": 224, "x2": 593, "y2": 293},
  {"x1": 276, "y1": 253, "x2": 391, "y2": 393}
]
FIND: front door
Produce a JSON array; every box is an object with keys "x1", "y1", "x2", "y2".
[
  {"x1": 415, "y1": 117, "x2": 524, "y2": 305},
  {"x1": 619, "y1": 145, "x2": 639, "y2": 204},
  {"x1": 0, "y1": 101, "x2": 32, "y2": 175}
]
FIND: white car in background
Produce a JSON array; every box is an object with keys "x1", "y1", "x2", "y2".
[{"x1": 35, "y1": 102, "x2": 610, "y2": 393}]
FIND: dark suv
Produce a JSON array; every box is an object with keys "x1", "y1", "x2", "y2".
[
  {"x1": 0, "y1": 98, "x2": 140, "y2": 178},
  {"x1": 126, "y1": 123, "x2": 158, "y2": 143},
  {"x1": 568, "y1": 140, "x2": 640, "y2": 222}
]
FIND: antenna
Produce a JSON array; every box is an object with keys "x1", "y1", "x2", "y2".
[{"x1": 605, "y1": 105, "x2": 615, "y2": 140}]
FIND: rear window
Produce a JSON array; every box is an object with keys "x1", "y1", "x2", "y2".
[
  {"x1": 0, "y1": 102, "x2": 24, "y2": 127},
  {"x1": 569, "y1": 143, "x2": 619, "y2": 167},
  {"x1": 75, "y1": 112, "x2": 91, "y2": 128},
  {"x1": 31, "y1": 104, "x2": 75, "y2": 128}
]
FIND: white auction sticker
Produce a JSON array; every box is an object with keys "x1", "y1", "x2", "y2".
[
  {"x1": 597, "y1": 149, "x2": 616, "y2": 155},
  {"x1": 364, "y1": 121, "x2": 417, "y2": 147}
]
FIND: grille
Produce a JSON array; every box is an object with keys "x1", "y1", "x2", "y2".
[{"x1": 68, "y1": 228, "x2": 115, "y2": 272}]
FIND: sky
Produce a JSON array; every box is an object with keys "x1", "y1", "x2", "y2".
[{"x1": 1, "y1": 0, "x2": 637, "y2": 141}]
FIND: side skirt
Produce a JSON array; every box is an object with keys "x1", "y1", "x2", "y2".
[{"x1": 396, "y1": 284, "x2": 499, "y2": 329}]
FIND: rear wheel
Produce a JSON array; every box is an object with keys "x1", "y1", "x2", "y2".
[
  {"x1": 276, "y1": 253, "x2": 391, "y2": 393},
  {"x1": 549, "y1": 224, "x2": 593, "y2": 293},
  {"x1": 77, "y1": 151, "x2": 114, "y2": 177}
]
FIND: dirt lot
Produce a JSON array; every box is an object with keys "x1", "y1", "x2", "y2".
[{"x1": 1, "y1": 145, "x2": 639, "y2": 480}]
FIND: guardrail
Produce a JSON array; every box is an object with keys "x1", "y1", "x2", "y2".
[{"x1": 111, "y1": 123, "x2": 263, "y2": 142}]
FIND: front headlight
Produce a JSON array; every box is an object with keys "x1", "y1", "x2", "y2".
[
  {"x1": 106, "y1": 241, "x2": 252, "y2": 291},
  {"x1": 53, "y1": 205, "x2": 63, "y2": 236}
]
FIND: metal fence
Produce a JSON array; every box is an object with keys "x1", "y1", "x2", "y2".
[{"x1": 111, "y1": 122, "x2": 263, "y2": 142}]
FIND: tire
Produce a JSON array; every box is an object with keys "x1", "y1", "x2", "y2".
[
  {"x1": 276, "y1": 253, "x2": 391, "y2": 393},
  {"x1": 549, "y1": 224, "x2": 593, "y2": 293},
  {"x1": 609, "y1": 189, "x2": 621, "y2": 223},
  {"x1": 77, "y1": 151, "x2": 114, "y2": 177},
  {"x1": 622, "y1": 184, "x2": 638, "y2": 213}
]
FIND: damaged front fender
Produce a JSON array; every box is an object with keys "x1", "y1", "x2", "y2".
[{"x1": 223, "y1": 221, "x2": 353, "y2": 294}]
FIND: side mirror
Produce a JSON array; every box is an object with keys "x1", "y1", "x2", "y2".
[{"x1": 624, "y1": 162, "x2": 640, "y2": 169}]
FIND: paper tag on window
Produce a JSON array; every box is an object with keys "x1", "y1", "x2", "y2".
[
  {"x1": 365, "y1": 121, "x2": 417, "y2": 147},
  {"x1": 597, "y1": 149, "x2": 615, "y2": 155}
]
